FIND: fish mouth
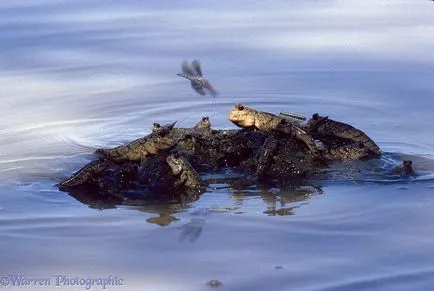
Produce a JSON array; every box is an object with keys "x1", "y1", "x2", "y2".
[
  {"x1": 228, "y1": 115, "x2": 238, "y2": 123},
  {"x1": 229, "y1": 119, "x2": 244, "y2": 128}
]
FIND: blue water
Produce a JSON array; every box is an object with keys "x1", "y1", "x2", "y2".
[{"x1": 1, "y1": 1, "x2": 434, "y2": 290}]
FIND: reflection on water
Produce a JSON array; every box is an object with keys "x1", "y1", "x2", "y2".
[
  {"x1": 179, "y1": 218, "x2": 204, "y2": 243},
  {"x1": 61, "y1": 154, "x2": 433, "y2": 230},
  {"x1": 1, "y1": 0, "x2": 434, "y2": 290},
  {"x1": 65, "y1": 172, "x2": 324, "y2": 227}
]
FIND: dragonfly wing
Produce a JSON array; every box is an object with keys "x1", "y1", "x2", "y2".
[
  {"x1": 182, "y1": 60, "x2": 196, "y2": 76},
  {"x1": 191, "y1": 81, "x2": 206, "y2": 95},
  {"x1": 192, "y1": 59, "x2": 203, "y2": 77},
  {"x1": 205, "y1": 81, "x2": 218, "y2": 97}
]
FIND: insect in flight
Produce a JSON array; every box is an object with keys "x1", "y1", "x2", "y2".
[{"x1": 177, "y1": 60, "x2": 218, "y2": 97}]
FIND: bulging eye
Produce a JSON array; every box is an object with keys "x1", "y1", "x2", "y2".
[
  {"x1": 153, "y1": 123, "x2": 160, "y2": 127},
  {"x1": 202, "y1": 116, "x2": 209, "y2": 121},
  {"x1": 236, "y1": 104, "x2": 244, "y2": 110}
]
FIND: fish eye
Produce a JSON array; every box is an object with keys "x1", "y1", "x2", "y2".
[
  {"x1": 236, "y1": 104, "x2": 244, "y2": 110},
  {"x1": 202, "y1": 116, "x2": 208, "y2": 121}
]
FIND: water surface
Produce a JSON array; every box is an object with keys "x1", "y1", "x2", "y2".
[{"x1": 1, "y1": 1, "x2": 434, "y2": 290}]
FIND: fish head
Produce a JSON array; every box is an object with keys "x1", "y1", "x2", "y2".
[{"x1": 228, "y1": 103, "x2": 256, "y2": 128}]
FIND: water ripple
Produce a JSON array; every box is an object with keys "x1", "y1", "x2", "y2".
[
  {"x1": 315, "y1": 269, "x2": 434, "y2": 291},
  {"x1": 1, "y1": 1, "x2": 434, "y2": 290}
]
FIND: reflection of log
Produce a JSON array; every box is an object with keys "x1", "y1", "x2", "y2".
[{"x1": 67, "y1": 172, "x2": 323, "y2": 227}]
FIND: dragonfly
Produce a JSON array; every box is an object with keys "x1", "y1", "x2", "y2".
[{"x1": 177, "y1": 60, "x2": 218, "y2": 97}]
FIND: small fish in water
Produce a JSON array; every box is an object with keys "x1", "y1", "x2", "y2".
[
  {"x1": 392, "y1": 160, "x2": 416, "y2": 176},
  {"x1": 177, "y1": 60, "x2": 218, "y2": 97}
]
